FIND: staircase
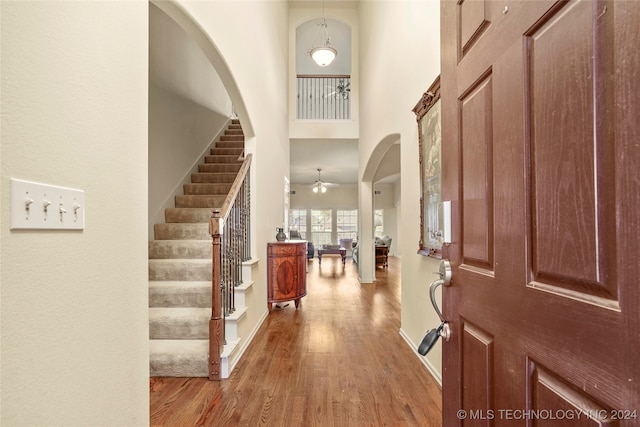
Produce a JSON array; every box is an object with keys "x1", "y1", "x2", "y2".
[{"x1": 149, "y1": 119, "x2": 253, "y2": 378}]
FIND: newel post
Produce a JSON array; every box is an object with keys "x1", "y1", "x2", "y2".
[{"x1": 209, "y1": 209, "x2": 223, "y2": 380}]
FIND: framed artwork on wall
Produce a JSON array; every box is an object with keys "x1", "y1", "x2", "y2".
[{"x1": 413, "y1": 76, "x2": 442, "y2": 257}]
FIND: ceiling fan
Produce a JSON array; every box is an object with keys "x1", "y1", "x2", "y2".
[
  {"x1": 310, "y1": 168, "x2": 339, "y2": 193},
  {"x1": 323, "y1": 78, "x2": 350, "y2": 100}
]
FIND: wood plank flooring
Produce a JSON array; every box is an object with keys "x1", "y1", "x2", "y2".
[{"x1": 150, "y1": 256, "x2": 442, "y2": 426}]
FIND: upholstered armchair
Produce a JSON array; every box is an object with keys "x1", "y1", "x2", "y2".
[
  {"x1": 375, "y1": 235, "x2": 392, "y2": 252},
  {"x1": 289, "y1": 230, "x2": 314, "y2": 260}
]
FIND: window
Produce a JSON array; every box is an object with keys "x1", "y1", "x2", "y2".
[
  {"x1": 311, "y1": 209, "x2": 332, "y2": 246},
  {"x1": 288, "y1": 209, "x2": 307, "y2": 239},
  {"x1": 337, "y1": 209, "x2": 358, "y2": 241},
  {"x1": 289, "y1": 208, "x2": 360, "y2": 247},
  {"x1": 374, "y1": 209, "x2": 384, "y2": 238}
]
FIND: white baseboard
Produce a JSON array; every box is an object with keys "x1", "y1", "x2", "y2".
[
  {"x1": 399, "y1": 328, "x2": 442, "y2": 388},
  {"x1": 226, "y1": 308, "x2": 269, "y2": 376}
]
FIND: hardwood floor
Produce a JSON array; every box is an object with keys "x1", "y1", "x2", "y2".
[{"x1": 150, "y1": 256, "x2": 442, "y2": 426}]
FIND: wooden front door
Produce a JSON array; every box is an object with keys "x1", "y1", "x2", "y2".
[{"x1": 440, "y1": 0, "x2": 639, "y2": 425}]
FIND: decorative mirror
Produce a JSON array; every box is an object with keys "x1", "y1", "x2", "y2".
[{"x1": 413, "y1": 76, "x2": 442, "y2": 257}]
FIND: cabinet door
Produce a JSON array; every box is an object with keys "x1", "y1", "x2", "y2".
[
  {"x1": 267, "y1": 242, "x2": 307, "y2": 304},
  {"x1": 271, "y1": 255, "x2": 299, "y2": 301}
]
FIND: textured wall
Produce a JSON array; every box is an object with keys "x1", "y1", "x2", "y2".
[
  {"x1": 358, "y1": 0, "x2": 443, "y2": 381},
  {"x1": 1, "y1": 1, "x2": 149, "y2": 425}
]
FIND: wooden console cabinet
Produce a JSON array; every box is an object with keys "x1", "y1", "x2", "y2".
[{"x1": 267, "y1": 241, "x2": 307, "y2": 311}]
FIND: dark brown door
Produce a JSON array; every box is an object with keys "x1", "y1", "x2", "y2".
[{"x1": 440, "y1": 0, "x2": 639, "y2": 425}]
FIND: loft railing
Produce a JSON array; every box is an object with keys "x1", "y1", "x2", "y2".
[
  {"x1": 208, "y1": 153, "x2": 252, "y2": 380},
  {"x1": 297, "y1": 74, "x2": 351, "y2": 120}
]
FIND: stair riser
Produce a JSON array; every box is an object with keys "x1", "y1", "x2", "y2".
[
  {"x1": 198, "y1": 164, "x2": 241, "y2": 173},
  {"x1": 164, "y1": 208, "x2": 213, "y2": 223},
  {"x1": 150, "y1": 355, "x2": 207, "y2": 377},
  {"x1": 149, "y1": 286, "x2": 211, "y2": 308},
  {"x1": 175, "y1": 195, "x2": 227, "y2": 208},
  {"x1": 210, "y1": 148, "x2": 243, "y2": 156},
  {"x1": 149, "y1": 241, "x2": 211, "y2": 259},
  {"x1": 149, "y1": 261, "x2": 211, "y2": 281},
  {"x1": 190, "y1": 173, "x2": 237, "y2": 184},
  {"x1": 183, "y1": 183, "x2": 232, "y2": 195},
  {"x1": 204, "y1": 155, "x2": 242, "y2": 164},
  {"x1": 219, "y1": 135, "x2": 244, "y2": 142},
  {"x1": 150, "y1": 318, "x2": 208, "y2": 340},
  {"x1": 153, "y1": 223, "x2": 210, "y2": 240},
  {"x1": 216, "y1": 142, "x2": 244, "y2": 149}
]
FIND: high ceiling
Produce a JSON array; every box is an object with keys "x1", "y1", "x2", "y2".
[
  {"x1": 289, "y1": 0, "x2": 398, "y2": 189},
  {"x1": 289, "y1": 138, "x2": 359, "y2": 185}
]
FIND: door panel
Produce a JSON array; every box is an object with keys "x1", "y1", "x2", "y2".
[
  {"x1": 441, "y1": 0, "x2": 639, "y2": 425},
  {"x1": 526, "y1": 0, "x2": 617, "y2": 303},
  {"x1": 461, "y1": 74, "x2": 494, "y2": 271},
  {"x1": 529, "y1": 362, "x2": 618, "y2": 427},
  {"x1": 459, "y1": 0, "x2": 491, "y2": 56},
  {"x1": 462, "y1": 321, "x2": 494, "y2": 425}
]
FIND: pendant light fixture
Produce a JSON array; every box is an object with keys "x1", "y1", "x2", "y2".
[{"x1": 309, "y1": 1, "x2": 337, "y2": 67}]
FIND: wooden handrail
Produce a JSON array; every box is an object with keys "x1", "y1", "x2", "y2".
[
  {"x1": 208, "y1": 153, "x2": 252, "y2": 380},
  {"x1": 219, "y1": 154, "x2": 252, "y2": 223}
]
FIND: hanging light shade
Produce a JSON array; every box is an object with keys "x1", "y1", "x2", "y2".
[
  {"x1": 309, "y1": 4, "x2": 337, "y2": 68},
  {"x1": 310, "y1": 45, "x2": 337, "y2": 67}
]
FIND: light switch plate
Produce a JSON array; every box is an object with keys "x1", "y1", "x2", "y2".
[
  {"x1": 442, "y1": 200, "x2": 451, "y2": 244},
  {"x1": 10, "y1": 178, "x2": 85, "y2": 230}
]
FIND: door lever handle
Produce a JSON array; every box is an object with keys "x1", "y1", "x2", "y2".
[
  {"x1": 429, "y1": 278, "x2": 446, "y2": 323},
  {"x1": 419, "y1": 260, "x2": 452, "y2": 355}
]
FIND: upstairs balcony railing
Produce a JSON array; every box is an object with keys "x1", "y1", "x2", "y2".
[
  {"x1": 297, "y1": 75, "x2": 351, "y2": 120},
  {"x1": 208, "y1": 153, "x2": 251, "y2": 380}
]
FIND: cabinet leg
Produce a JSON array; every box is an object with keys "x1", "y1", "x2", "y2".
[
  {"x1": 268, "y1": 303, "x2": 272, "y2": 312},
  {"x1": 294, "y1": 299, "x2": 301, "y2": 309}
]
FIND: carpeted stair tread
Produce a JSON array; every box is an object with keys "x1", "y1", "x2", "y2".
[
  {"x1": 164, "y1": 208, "x2": 214, "y2": 223},
  {"x1": 149, "y1": 281, "x2": 211, "y2": 308},
  {"x1": 149, "y1": 339, "x2": 208, "y2": 377},
  {"x1": 149, "y1": 259, "x2": 211, "y2": 281},
  {"x1": 175, "y1": 194, "x2": 226, "y2": 208},
  {"x1": 153, "y1": 223, "x2": 210, "y2": 240},
  {"x1": 149, "y1": 307, "x2": 209, "y2": 339},
  {"x1": 149, "y1": 240, "x2": 211, "y2": 259}
]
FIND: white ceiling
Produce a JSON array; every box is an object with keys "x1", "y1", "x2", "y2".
[{"x1": 290, "y1": 138, "x2": 359, "y2": 185}]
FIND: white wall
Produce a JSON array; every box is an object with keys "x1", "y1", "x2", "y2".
[
  {"x1": 358, "y1": 0, "x2": 443, "y2": 381},
  {"x1": 1, "y1": 1, "x2": 149, "y2": 425}
]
